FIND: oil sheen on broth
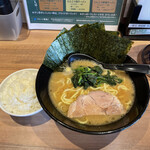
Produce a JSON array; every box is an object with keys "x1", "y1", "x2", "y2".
[{"x1": 48, "y1": 60, "x2": 135, "y2": 125}]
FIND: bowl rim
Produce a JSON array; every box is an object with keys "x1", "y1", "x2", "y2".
[
  {"x1": 0, "y1": 68, "x2": 43, "y2": 117},
  {"x1": 36, "y1": 56, "x2": 150, "y2": 134},
  {"x1": 141, "y1": 44, "x2": 150, "y2": 64}
]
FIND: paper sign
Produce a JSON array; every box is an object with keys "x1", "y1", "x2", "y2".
[
  {"x1": 39, "y1": 0, "x2": 63, "y2": 11},
  {"x1": 66, "y1": 0, "x2": 90, "y2": 12},
  {"x1": 92, "y1": 0, "x2": 117, "y2": 13},
  {"x1": 23, "y1": 0, "x2": 124, "y2": 31}
]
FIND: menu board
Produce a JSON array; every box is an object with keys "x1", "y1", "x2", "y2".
[{"x1": 23, "y1": 0, "x2": 124, "y2": 31}]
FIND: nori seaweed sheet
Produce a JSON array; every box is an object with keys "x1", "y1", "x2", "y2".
[
  {"x1": 56, "y1": 22, "x2": 105, "y2": 40},
  {"x1": 68, "y1": 26, "x2": 132, "y2": 63},
  {"x1": 56, "y1": 27, "x2": 67, "y2": 39},
  {"x1": 43, "y1": 53, "x2": 58, "y2": 69},
  {"x1": 46, "y1": 46, "x2": 61, "y2": 67},
  {"x1": 51, "y1": 40, "x2": 66, "y2": 62},
  {"x1": 57, "y1": 36, "x2": 68, "y2": 55},
  {"x1": 58, "y1": 33, "x2": 75, "y2": 54},
  {"x1": 43, "y1": 23, "x2": 133, "y2": 70}
]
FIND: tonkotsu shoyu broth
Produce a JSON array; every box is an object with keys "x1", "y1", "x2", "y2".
[{"x1": 48, "y1": 60, "x2": 135, "y2": 125}]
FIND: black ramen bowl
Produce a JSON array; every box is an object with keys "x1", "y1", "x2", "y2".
[{"x1": 36, "y1": 55, "x2": 149, "y2": 135}]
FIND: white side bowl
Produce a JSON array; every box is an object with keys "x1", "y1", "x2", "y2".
[{"x1": 0, "y1": 68, "x2": 43, "y2": 117}]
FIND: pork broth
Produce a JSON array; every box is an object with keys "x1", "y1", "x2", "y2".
[{"x1": 48, "y1": 60, "x2": 135, "y2": 125}]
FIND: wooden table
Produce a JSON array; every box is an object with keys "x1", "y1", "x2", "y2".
[{"x1": 0, "y1": 25, "x2": 150, "y2": 150}]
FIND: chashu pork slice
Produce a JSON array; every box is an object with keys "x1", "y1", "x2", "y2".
[{"x1": 67, "y1": 90, "x2": 125, "y2": 118}]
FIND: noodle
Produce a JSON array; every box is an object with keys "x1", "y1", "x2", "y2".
[
  {"x1": 61, "y1": 87, "x2": 82, "y2": 104},
  {"x1": 53, "y1": 79, "x2": 66, "y2": 98},
  {"x1": 55, "y1": 75, "x2": 129, "y2": 105},
  {"x1": 80, "y1": 89, "x2": 84, "y2": 94},
  {"x1": 118, "y1": 85, "x2": 129, "y2": 90},
  {"x1": 75, "y1": 117, "x2": 88, "y2": 124},
  {"x1": 49, "y1": 60, "x2": 135, "y2": 126},
  {"x1": 66, "y1": 78, "x2": 72, "y2": 84},
  {"x1": 109, "y1": 70, "x2": 116, "y2": 75},
  {"x1": 90, "y1": 84, "x2": 118, "y2": 95},
  {"x1": 56, "y1": 79, "x2": 65, "y2": 86},
  {"x1": 58, "y1": 102, "x2": 68, "y2": 113},
  {"x1": 61, "y1": 93, "x2": 73, "y2": 104},
  {"x1": 89, "y1": 86, "x2": 102, "y2": 90}
]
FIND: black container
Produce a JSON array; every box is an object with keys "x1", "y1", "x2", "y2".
[
  {"x1": 142, "y1": 45, "x2": 150, "y2": 64},
  {"x1": 0, "y1": 0, "x2": 13, "y2": 15},
  {"x1": 36, "y1": 55, "x2": 150, "y2": 135}
]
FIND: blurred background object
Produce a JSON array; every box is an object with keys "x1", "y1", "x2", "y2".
[
  {"x1": 141, "y1": 45, "x2": 150, "y2": 65},
  {"x1": 119, "y1": 0, "x2": 150, "y2": 40},
  {"x1": 10, "y1": 0, "x2": 26, "y2": 22},
  {"x1": 0, "y1": 1, "x2": 22, "y2": 40},
  {"x1": 0, "y1": 0, "x2": 13, "y2": 15}
]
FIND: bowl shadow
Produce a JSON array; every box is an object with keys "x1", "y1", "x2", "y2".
[
  {"x1": 31, "y1": 111, "x2": 150, "y2": 149},
  {"x1": 11, "y1": 110, "x2": 50, "y2": 126},
  {"x1": 56, "y1": 122, "x2": 119, "y2": 150}
]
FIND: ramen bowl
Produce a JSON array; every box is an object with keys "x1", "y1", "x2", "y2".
[{"x1": 36, "y1": 56, "x2": 149, "y2": 134}]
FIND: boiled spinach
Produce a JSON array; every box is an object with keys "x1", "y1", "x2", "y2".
[{"x1": 71, "y1": 66, "x2": 123, "y2": 89}]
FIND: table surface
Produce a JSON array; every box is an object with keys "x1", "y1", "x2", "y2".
[{"x1": 0, "y1": 25, "x2": 150, "y2": 150}]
